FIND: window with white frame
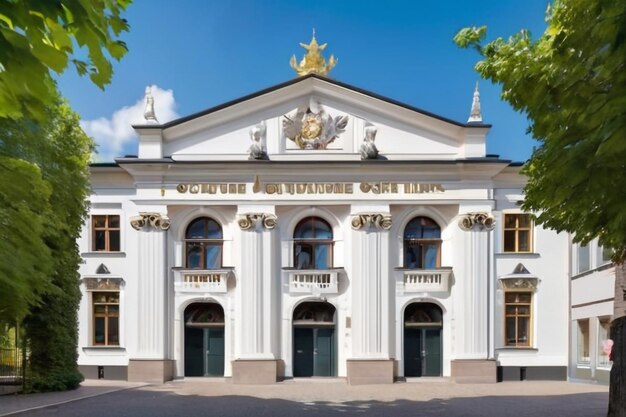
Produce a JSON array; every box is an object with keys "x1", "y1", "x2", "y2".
[
  {"x1": 577, "y1": 319, "x2": 590, "y2": 364},
  {"x1": 597, "y1": 317, "x2": 612, "y2": 368},
  {"x1": 576, "y1": 244, "x2": 590, "y2": 274},
  {"x1": 598, "y1": 246, "x2": 612, "y2": 266}
]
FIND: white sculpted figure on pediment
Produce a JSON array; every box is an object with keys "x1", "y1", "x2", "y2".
[{"x1": 282, "y1": 100, "x2": 349, "y2": 150}]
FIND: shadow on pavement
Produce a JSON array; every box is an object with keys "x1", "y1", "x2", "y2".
[{"x1": 9, "y1": 387, "x2": 608, "y2": 417}]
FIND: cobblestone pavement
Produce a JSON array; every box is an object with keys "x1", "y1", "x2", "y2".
[{"x1": 1, "y1": 379, "x2": 609, "y2": 417}]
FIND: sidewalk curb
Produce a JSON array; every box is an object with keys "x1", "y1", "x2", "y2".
[{"x1": 0, "y1": 384, "x2": 150, "y2": 417}]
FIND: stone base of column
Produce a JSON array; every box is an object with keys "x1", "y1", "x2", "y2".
[
  {"x1": 232, "y1": 359, "x2": 278, "y2": 384},
  {"x1": 128, "y1": 359, "x2": 175, "y2": 383},
  {"x1": 451, "y1": 359, "x2": 497, "y2": 383},
  {"x1": 347, "y1": 359, "x2": 394, "y2": 385}
]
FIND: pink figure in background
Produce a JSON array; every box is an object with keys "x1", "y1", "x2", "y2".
[{"x1": 602, "y1": 339, "x2": 614, "y2": 361}]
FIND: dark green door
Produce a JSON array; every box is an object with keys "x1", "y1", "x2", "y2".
[
  {"x1": 185, "y1": 327, "x2": 204, "y2": 376},
  {"x1": 294, "y1": 327, "x2": 335, "y2": 377},
  {"x1": 314, "y1": 328, "x2": 334, "y2": 376},
  {"x1": 404, "y1": 328, "x2": 422, "y2": 377},
  {"x1": 404, "y1": 328, "x2": 441, "y2": 377},
  {"x1": 205, "y1": 328, "x2": 225, "y2": 376},
  {"x1": 185, "y1": 327, "x2": 224, "y2": 376},
  {"x1": 423, "y1": 329, "x2": 442, "y2": 376},
  {"x1": 294, "y1": 327, "x2": 314, "y2": 376}
]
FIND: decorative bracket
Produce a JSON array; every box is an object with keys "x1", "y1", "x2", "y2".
[
  {"x1": 458, "y1": 212, "x2": 495, "y2": 231},
  {"x1": 237, "y1": 213, "x2": 277, "y2": 230},
  {"x1": 351, "y1": 213, "x2": 392, "y2": 231},
  {"x1": 130, "y1": 212, "x2": 171, "y2": 231}
]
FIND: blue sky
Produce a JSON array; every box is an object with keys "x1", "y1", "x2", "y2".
[{"x1": 56, "y1": 0, "x2": 549, "y2": 162}]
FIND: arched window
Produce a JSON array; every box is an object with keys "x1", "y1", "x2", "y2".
[
  {"x1": 293, "y1": 217, "x2": 333, "y2": 269},
  {"x1": 185, "y1": 217, "x2": 223, "y2": 269},
  {"x1": 403, "y1": 216, "x2": 441, "y2": 269}
]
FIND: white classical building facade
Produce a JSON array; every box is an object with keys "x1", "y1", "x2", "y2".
[{"x1": 76, "y1": 73, "x2": 573, "y2": 384}]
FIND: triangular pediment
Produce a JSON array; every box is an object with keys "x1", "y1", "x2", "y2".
[{"x1": 132, "y1": 74, "x2": 490, "y2": 162}]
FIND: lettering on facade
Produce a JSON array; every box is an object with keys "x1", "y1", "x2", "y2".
[
  {"x1": 175, "y1": 182, "x2": 444, "y2": 196},
  {"x1": 177, "y1": 183, "x2": 247, "y2": 194}
]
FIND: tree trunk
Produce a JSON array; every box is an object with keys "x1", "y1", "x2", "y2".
[{"x1": 608, "y1": 262, "x2": 626, "y2": 417}]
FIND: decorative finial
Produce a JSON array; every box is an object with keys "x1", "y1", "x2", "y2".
[
  {"x1": 289, "y1": 30, "x2": 337, "y2": 77},
  {"x1": 143, "y1": 85, "x2": 159, "y2": 124},
  {"x1": 467, "y1": 82, "x2": 482, "y2": 123}
]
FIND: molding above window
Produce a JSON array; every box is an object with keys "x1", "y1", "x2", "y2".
[
  {"x1": 81, "y1": 251, "x2": 126, "y2": 258},
  {"x1": 81, "y1": 276, "x2": 124, "y2": 290}
]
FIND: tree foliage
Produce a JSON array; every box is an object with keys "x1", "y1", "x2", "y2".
[
  {"x1": 454, "y1": 0, "x2": 626, "y2": 262},
  {"x1": 0, "y1": 98, "x2": 93, "y2": 391},
  {"x1": 0, "y1": 0, "x2": 131, "y2": 121}
]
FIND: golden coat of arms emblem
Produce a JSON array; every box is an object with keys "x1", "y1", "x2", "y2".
[{"x1": 283, "y1": 102, "x2": 349, "y2": 150}]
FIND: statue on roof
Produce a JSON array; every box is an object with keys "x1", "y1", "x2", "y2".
[
  {"x1": 290, "y1": 29, "x2": 337, "y2": 77},
  {"x1": 143, "y1": 85, "x2": 159, "y2": 124}
]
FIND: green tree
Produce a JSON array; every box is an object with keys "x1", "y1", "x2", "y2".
[
  {"x1": 0, "y1": 98, "x2": 93, "y2": 391},
  {"x1": 454, "y1": 0, "x2": 625, "y2": 414},
  {"x1": 0, "y1": 0, "x2": 131, "y2": 121}
]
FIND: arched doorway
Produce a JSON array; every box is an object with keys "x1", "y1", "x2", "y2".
[
  {"x1": 184, "y1": 303, "x2": 225, "y2": 377},
  {"x1": 293, "y1": 302, "x2": 336, "y2": 377},
  {"x1": 404, "y1": 302, "x2": 443, "y2": 377}
]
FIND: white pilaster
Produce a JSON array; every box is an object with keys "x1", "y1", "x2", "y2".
[
  {"x1": 132, "y1": 210, "x2": 169, "y2": 359},
  {"x1": 350, "y1": 209, "x2": 392, "y2": 359},
  {"x1": 235, "y1": 209, "x2": 277, "y2": 359}
]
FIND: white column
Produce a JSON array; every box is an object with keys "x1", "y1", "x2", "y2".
[
  {"x1": 350, "y1": 211, "x2": 392, "y2": 359},
  {"x1": 457, "y1": 211, "x2": 494, "y2": 359},
  {"x1": 130, "y1": 211, "x2": 170, "y2": 359},
  {"x1": 235, "y1": 210, "x2": 277, "y2": 359}
]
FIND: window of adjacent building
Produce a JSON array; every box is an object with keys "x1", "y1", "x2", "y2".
[
  {"x1": 598, "y1": 317, "x2": 612, "y2": 368},
  {"x1": 93, "y1": 292, "x2": 119, "y2": 346},
  {"x1": 504, "y1": 292, "x2": 532, "y2": 347},
  {"x1": 503, "y1": 214, "x2": 532, "y2": 253},
  {"x1": 599, "y1": 246, "x2": 613, "y2": 266},
  {"x1": 577, "y1": 319, "x2": 590, "y2": 364},
  {"x1": 403, "y1": 216, "x2": 441, "y2": 269},
  {"x1": 185, "y1": 217, "x2": 223, "y2": 269},
  {"x1": 577, "y1": 244, "x2": 590, "y2": 273},
  {"x1": 92, "y1": 215, "x2": 120, "y2": 251},
  {"x1": 293, "y1": 217, "x2": 333, "y2": 269}
]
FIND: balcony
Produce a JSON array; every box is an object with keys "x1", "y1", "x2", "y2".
[
  {"x1": 173, "y1": 269, "x2": 231, "y2": 294},
  {"x1": 286, "y1": 269, "x2": 340, "y2": 295},
  {"x1": 398, "y1": 268, "x2": 453, "y2": 294}
]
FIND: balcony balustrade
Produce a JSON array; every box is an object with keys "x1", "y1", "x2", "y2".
[
  {"x1": 173, "y1": 269, "x2": 231, "y2": 293},
  {"x1": 287, "y1": 269, "x2": 339, "y2": 295},
  {"x1": 400, "y1": 268, "x2": 453, "y2": 293}
]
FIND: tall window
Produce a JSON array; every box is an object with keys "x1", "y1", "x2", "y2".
[
  {"x1": 598, "y1": 317, "x2": 611, "y2": 368},
  {"x1": 577, "y1": 244, "x2": 590, "y2": 273},
  {"x1": 503, "y1": 214, "x2": 532, "y2": 253},
  {"x1": 577, "y1": 319, "x2": 590, "y2": 364},
  {"x1": 293, "y1": 217, "x2": 333, "y2": 269},
  {"x1": 93, "y1": 292, "x2": 119, "y2": 346},
  {"x1": 403, "y1": 216, "x2": 441, "y2": 269},
  {"x1": 185, "y1": 217, "x2": 223, "y2": 269},
  {"x1": 599, "y1": 246, "x2": 612, "y2": 266},
  {"x1": 92, "y1": 215, "x2": 120, "y2": 251},
  {"x1": 505, "y1": 292, "x2": 532, "y2": 347}
]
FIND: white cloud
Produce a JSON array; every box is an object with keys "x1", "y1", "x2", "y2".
[{"x1": 81, "y1": 85, "x2": 179, "y2": 162}]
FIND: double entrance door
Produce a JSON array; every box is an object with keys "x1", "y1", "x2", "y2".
[
  {"x1": 404, "y1": 327, "x2": 442, "y2": 377},
  {"x1": 293, "y1": 327, "x2": 335, "y2": 377},
  {"x1": 184, "y1": 327, "x2": 224, "y2": 377}
]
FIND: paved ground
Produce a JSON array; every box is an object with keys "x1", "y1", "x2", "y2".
[{"x1": 0, "y1": 379, "x2": 609, "y2": 417}]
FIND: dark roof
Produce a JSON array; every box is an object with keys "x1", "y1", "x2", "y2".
[{"x1": 135, "y1": 73, "x2": 492, "y2": 130}]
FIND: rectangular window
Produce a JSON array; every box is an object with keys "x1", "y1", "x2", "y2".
[
  {"x1": 504, "y1": 292, "x2": 532, "y2": 347},
  {"x1": 597, "y1": 317, "x2": 612, "y2": 368},
  {"x1": 577, "y1": 244, "x2": 590, "y2": 273},
  {"x1": 503, "y1": 214, "x2": 533, "y2": 253},
  {"x1": 93, "y1": 292, "x2": 119, "y2": 346},
  {"x1": 92, "y1": 215, "x2": 120, "y2": 252},
  {"x1": 577, "y1": 319, "x2": 590, "y2": 364},
  {"x1": 599, "y1": 246, "x2": 612, "y2": 266}
]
